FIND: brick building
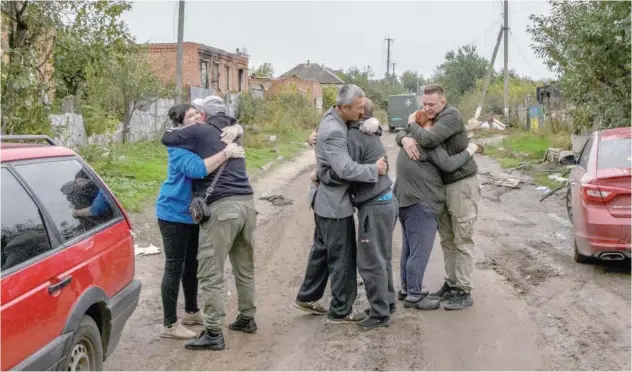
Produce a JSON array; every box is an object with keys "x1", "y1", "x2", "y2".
[
  {"x1": 268, "y1": 76, "x2": 323, "y2": 109},
  {"x1": 147, "y1": 42, "x2": 249, "y2": 97},
  {"x1": 278, "y1": 61, "x2": 345, "y2": 89}
]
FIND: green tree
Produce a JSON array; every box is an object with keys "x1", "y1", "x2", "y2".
[
  {"x1": 85, "y1": 45, "x2": 167, "y2": 142},
  {"x1": 529, "y1": 0, "x2": 631, "y2": 131},
  {"x1": 400, "y1": 70, "x2": 424, "y2": 93},
  {"x1": 251, "y1": 63, "x2": 274, "y2": 78},
  {"x1": 53, "y1": 1, "x2": 133, "y2": 98},
  {"x1": 322, "y1": 86, "x2": 337, "y2": 109},
  {"x1": 1, "y1": 0, "x2": 133, "y2": 134},
  {"x1": 336, "y1": 66, "x2": 406, "y2": 109},
  {"x1": 433, "y1": 44, "x2": 489, "y2": 104}
]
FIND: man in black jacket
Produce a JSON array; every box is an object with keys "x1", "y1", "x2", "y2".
[
  {"x1": 396, "y1": 84, "x2": 480, "y2": 311},
  {"x1": 161, "y1": 96, "x2": 257, "y2": 351}
]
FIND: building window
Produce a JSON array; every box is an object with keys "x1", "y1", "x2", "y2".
[
  {"x1": 212, "y1": 62, "x2": 220, "y2": 90},
  {"x1": 200, "y1": 60, "x2": 209, "y2": 89},
  {"x1": 225, "y1": 66, "x2": 230, "y2": 91},
  {"x1": 238, "y1": 68, "x2": 244, "y2": 92}
]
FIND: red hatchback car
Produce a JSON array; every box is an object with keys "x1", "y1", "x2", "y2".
[
  {"x1": 1, "y1": 135, "x2": 141, "y2": 371},
  {"x1": 567, "y1": 127, "x2": 632, "y2": 263}
]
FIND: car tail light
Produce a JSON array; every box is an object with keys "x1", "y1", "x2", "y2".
[{"x1": 581, "y1": 183, "x2": 621, "y2": 203}]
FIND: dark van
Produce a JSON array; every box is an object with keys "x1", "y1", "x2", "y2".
[{"x1": 387, "y1": 94, "x2": 419, "y2": 132}]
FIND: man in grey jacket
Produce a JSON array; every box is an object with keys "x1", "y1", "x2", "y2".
[
  {"x1": 317, "y1": 99, "x2": 397, "y2": 330},
  {"x1": 294, "y1": 85, "x2": 388, "y2": 323},
  {"x1": 397, "y1": 84, "x2": 480, "y2": 310}
]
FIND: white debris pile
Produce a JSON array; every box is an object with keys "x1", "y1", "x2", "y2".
[{"x1": 467, "y1": 117, "x2": 506, "y2": 131}]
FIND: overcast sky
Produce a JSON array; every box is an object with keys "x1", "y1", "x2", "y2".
[{"x1": 122, "y1": 0, "x2": 555, "y2": 80}]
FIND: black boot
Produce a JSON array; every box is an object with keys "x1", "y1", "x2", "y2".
[
  {"x1": 364, "y1": 303, "x2": 396, "y2": 317},
  {"x1": 185, "y1": 330, "x2": 225, "y2": 350},
  {"x1": 444, "y1": 290, "x2": 473, "y2": 310},
  {"x1": 428, "y1": 282, "x2": 455, "y2": 301},
  {"x1": 228, "y1": 315, "x2": 257, "y2": 333},
  {"x1": 358, "y1": 316, "x2": 390, "y2": 331}
]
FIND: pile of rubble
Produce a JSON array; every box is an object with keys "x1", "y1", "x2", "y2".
[{"x1": 467, "y1": 117, "x2": 506, "y2": 131}]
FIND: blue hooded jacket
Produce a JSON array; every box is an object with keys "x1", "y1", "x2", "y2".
[{"x1": 155, "y1": 147, "x2": 207, "y2": 224}]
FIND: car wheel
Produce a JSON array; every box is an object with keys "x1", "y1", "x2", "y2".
[
  {"x1": 64, "y1": 316, "x2": 103, "y2": 371},
  {"x1": 573, "y1": 238, "x2": 591, "y2": 264},
  {"x1": 565, "y1": 185, "x2": 573, "y2": 224}
]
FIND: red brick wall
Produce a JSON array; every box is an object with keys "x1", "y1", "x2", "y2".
[
  {"x1": 147, "y1": 42, "x2": 200, "y2": 88},
  {"x1": 147, "y1": 42, "x2": 249, "y2": 97},
  {"x1": 268, "y1": 76, "x2": 323, "y2": 107}
]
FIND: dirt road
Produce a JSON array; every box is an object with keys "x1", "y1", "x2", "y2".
[{"x1": 105, "y1": 132, "x2": 630, "y2": 371}]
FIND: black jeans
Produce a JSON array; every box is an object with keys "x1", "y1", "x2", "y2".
[
  {"x1": 296, "y1": 214, "x2": 357, "y2": 319},
  {"x1": 158, "y1": 219, "x2": 200, "y2": 326}
]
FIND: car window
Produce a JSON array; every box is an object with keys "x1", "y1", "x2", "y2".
[
  {"x1": 578, "y1": 136, "x2": 594, "y2": 169},
  {"x1": 1, "y1": 168, "x2": 53, "y2": 271},
  {"x1": 598, "y1": 138, "x2": 632, "y2": 170},
  {"x1": 14, "y1": 159, "x2": 120, "y2": 243}
]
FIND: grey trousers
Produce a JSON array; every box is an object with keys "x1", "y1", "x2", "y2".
[{"x1": 357, "y1": 197, "x2": 398, "y2": 319}]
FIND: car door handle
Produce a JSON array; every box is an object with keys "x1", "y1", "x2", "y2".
[{"x1": 48, "y1": 276, "x2": 72, "y2": 294}]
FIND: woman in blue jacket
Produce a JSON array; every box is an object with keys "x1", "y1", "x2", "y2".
[{"x1": 156, "y1": 103, "x2": 244, "y2": 339}]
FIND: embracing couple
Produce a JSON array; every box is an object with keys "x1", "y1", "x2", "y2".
[
  {"x1": 154, "y1": 96, "x2": 258, "y2": 351},
  {"x1": 294, "y1": 84, "x2": 396, "y2": 331}
]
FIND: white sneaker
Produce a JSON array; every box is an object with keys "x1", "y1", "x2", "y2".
[
  {"x1": 161, "y1": 320, "x2": 197, "y2": 339},
  {"x1": 181, "y1": 311, "x2": 204, "y2": 325},
  {"x1": 326, "y1": 308, "x2": 368, "y2": 324}
]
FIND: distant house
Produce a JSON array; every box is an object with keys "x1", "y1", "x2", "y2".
[
  {"x1": 269, "y1": 76, "x2": 323, "y2": 109},
  {"x1": 147, "y1": 42, "x2": 249, "y2": 99},
  {"x1": 248, "y1": 74, "x2": 323, "y2": 108},
  {"x1": 278, "y1": 61, "x2": 345, "y2": 89}
]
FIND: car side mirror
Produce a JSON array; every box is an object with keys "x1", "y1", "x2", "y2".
[{"x1": 559, "y1": 152, "x2": 578, "y2": 166}]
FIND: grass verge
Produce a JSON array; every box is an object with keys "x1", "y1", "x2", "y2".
[
  {"x1": 83, "y1": 129, "x2": 311, "y2": 212},
  {"x1": 483, "y1": 129, "x2": 573, "y2": 189}
]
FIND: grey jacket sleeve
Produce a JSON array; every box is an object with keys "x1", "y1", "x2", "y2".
[
  {"x1": 407, "y1": 112, "x2": 463, "y2": 149},
  {"x1": 426, "y1": 146, "x2": 471, "y2": 173},
  {"x1": 318, "y1": 130, "x2": 363, "y2": 186},
  {"x1": 321, "y1": 128, "x2": 378, "y2": 183}
]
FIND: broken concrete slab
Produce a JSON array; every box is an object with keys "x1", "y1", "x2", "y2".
[{"x1": 482, "y1": 174, "x2": 523, "y2": 189}]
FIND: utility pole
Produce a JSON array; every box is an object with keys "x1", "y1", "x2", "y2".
[
  {"x1": 175, "y1": 0, "x2": 185, "y2": 104},
  {"x1": 503, "y1": 0, "x2": 509, "y2": 118},
  {"x1": 475, "y1": 26, "x2": 504, "y2": 120},
  {"x1": 392, "y1": 62, "x2": 396, "y2": 85},
  {"x1": 385, "y1": 37, "x2": 393, "y2": 77}
]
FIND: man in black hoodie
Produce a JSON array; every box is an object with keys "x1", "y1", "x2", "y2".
[{"x1": 161, "y1": 96, "x2": 257, "y2": 351}]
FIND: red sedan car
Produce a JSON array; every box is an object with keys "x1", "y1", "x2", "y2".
[{"x1": 567, "y1": 127, "x2": 631, "y2": 263}]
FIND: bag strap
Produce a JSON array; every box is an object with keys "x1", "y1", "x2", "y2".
[{"x1": 203, "y1": 161, "x2": 227, "y2": 202}]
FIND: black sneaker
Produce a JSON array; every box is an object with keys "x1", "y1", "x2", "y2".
[
  {"x1": 404, "y1": 297, "x2": 440, "y2": 310},
  {"x1": 428, "y1": 282, "x2": 455, "y2": 301},
  {"x1": 228, "y1": 315, "x2": 257, "y2": 333},
  {"x1": 363, "y1": 303, "x2": 396, "y2": 317},
  {"x1": 184, "y1": 330, "x2": 225, "y2": 350},
  {"x1": 397, "y1": 290, "x2": 407, "y2": 301},
  {"x1": 358, "y1": 316, "x2": 390, "y2": 331},
  {"x1": 444, "y1": 290, "x2": 473, "y2": 310}
]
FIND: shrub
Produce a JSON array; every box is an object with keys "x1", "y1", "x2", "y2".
[
  {"x1": 237, "y1": 91, "x2": 321, "y2": 134},
  {"x1": 81, "y1": 104, "x2": 120, "y2": 136}
]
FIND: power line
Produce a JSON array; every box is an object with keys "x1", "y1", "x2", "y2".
[{"x1": 509, "y1": 30, "x2": 547, "y2": 81}]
